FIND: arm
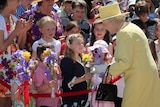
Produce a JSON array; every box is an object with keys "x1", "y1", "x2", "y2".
[
  {"x1": 109, "y1": 31, "x2": 133, "y2": 77},
  {"x1": 17, "y1": 19, "x2": 32, "y2": 49},
  {"x1": 0, "y1": 29, "x2": 18, "y2": 51},
  {"x1": 36, "y1": 80, "x2": 55, "y2": 92}
]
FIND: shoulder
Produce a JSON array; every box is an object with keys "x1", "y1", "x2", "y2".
[
  {"x1": 61, "y1": 57, "x2": 74, "y2": 64},
  {"x1": 146, "y1": 19, "x2": 157, "y2": 26},
  {"x1": 0, "y1": 15, "x2": 4, "y2": 21},
  {"x1": 32, "y1": 39, "x2": 43, "y2": 50},
  {"x1": 53, "y1": 38, "x2": 61, "y2": 45}
]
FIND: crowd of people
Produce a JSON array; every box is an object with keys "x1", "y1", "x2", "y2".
[{"x1": 0, "y1": 0, "x2": 160, "y2": 107}]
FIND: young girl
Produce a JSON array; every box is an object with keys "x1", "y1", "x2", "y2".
[
  {"x1": 59, "y1": 21, "x2": 81, "y2": 55},
  {"x1": 89, "y1": 21, "x2": 113, "y2": 57},
  {"x1": 0, "y1": 0, "x2": 32, "y2": 106},
  {"x1": 60, "y1": 33, "x2": 92, "y2": 107},
  {"x1": 89, "y1": 40, "x2": 114, "y2": 107},
  {"x1": 32, "y1": 16, "x2": 61, "y2": 59},
  {"x1": 32, "y1": 44, "x2": 61, "y2": 107}
]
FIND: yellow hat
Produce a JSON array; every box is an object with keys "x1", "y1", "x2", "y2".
[
  {"x1": 98, "y1": 3, "x2": 129, "y2": 21},
  {"x1": 32, "y1": 0, "x2": 59, "y2": 5}
]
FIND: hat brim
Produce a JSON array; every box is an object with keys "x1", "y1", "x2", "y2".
[
  {"x1": 32, "y1": 0, "x2": 58, "y2": 5},
  {"x1": 89, "y1": 45, "x2": 109, "y2": 53},
  {"x1": 94, "y1": 12, "x2": 129, "y2": 24}
]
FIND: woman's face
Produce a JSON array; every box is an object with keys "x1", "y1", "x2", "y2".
[
  {"x1": 8, "y1": 0, "x2": 20, "y2": 14},
  {"x1": 41, "y1": 0, "x2": 54, "y2": 13},
  {"x1": 93, "y1": 23, "x2": 106, "y2": 40},
  {"x1": 40, "y1": 21, "x2": 56, "y2": 39},
  {"x1": 71, "y1": 37, "x2": 84, "y2": 54}
]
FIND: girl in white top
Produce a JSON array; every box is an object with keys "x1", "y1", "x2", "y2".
[{"x1": 32, "y1": 16, "x2": 61, "y2": 59}]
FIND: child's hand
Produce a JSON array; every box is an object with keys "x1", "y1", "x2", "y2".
[
  {"x1": 49, "y1": 80, "x2": 56, "y2": 88},
  {"x1": 83, "y1": 73, "x2": 93, "y2": 80}
]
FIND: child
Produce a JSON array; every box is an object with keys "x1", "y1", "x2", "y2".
[
  {"x1": 15, "y1": 0, "x2": 32, "y2": 18},
  {"x1": 89, "y1": 21, "x2": 113, "y2": 57},
  {"x1": 89, "y1": 40, "x2": 114, "y2": 107},
  {"x1": 32, "y1": 44, "x2": 61, "y2": 107},
  {"x1": 32, "y1": 16, "x2": 61, "y2": 59},
  {"x1": 59, "y1": 21, "x2": 81, "y2": 55},
  {"x1": 0, "y1": 0, "x2": 32, "y2": 106},
  {"x1": 61, "y1": 0, "x2": 90, "y2": 40},
  {"x1": 57, "y1": 0, "x2": 72, "y2": 18},
  {"x1": 60, "y1": 33, "x2": 92, "y2": 107}
]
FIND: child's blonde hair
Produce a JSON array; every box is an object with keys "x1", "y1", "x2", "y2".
[
  {"x1": 65, "y1": 33, "x2": 84, "y2": 60},
  {"x1": 37, "y1": 16, "x2": 57, "y2": 29}
]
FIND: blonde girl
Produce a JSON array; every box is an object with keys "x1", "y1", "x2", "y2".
[
  {"x1": 32, "y1": 16, "x2": 61, "y2": 59},
  {"x1": 60, "y1": 33, "x2": 92, "y2": 107}
]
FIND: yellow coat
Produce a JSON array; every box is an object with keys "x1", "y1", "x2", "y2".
[{"x1": 109, "y1": 22, "x2": 160, "y2": 107}]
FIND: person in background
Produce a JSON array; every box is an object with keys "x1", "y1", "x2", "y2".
[
  {"x1": 132, "y1": 0, "x2": 157, "y2": 40},
  {"x1": 61, "y1": 0, "x2": 90, "y2": 41},
  {"x1": 57, "y1": 0, "x2": 72, "y2": 18},
  {"x1": 32, "y1": 16, "x2": 61, "y2": 59},
  {"x1": 60, "y1": 33, "x2": 92, "y2": 107},
  {"x1": 0, "y1": 0, "x2": 32, "y2": 107},
  {"x1": 15, "y1": 0, "x2": 32, "y2": 18},
  {"x1": 20, "y1": 0, "x2": 63, "y2": 52},
  {"x1": 98, "y1": 3, "x2": 160, "y2": 107},
  {"x1": 89, "y1": 21, "x2": 113, "y2": 57},
  {"x1": 59, "y1": 21, "x2": 81, "y2": 56},
  {"x1": 154, "y1": 21, "x2": 160, "y2": 77}
]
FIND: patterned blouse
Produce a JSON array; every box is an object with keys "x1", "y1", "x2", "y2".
[{"x1": 20, "y1": 9, "x2": 63, "y2": 52}]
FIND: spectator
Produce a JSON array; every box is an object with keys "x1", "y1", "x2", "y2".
[
  {"x1": 57, "y1": 0, "x2": 72, "y2": 18},
  {"x1": 32, "y1": 16, "x2": 61, "y2": 59},
  {"x1": 132, "y1": 0, "x2": 157, "y2": 40},
  {"x1": 61, "y1": 0, "x2": 90, "y2": 41},
  {"x1": 0, "y1": 0, "x2": 32, "y2": 106},
  {"x1": 20, "y1": 0, "x2": 63, "y2": 52},
  {"x1": 15, "y1": 0, "x2": 32, "y2": 18}
]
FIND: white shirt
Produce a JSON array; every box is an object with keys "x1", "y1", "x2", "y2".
[{"x1": 32, "y1": 38, "x2": 61, "y2": 55}]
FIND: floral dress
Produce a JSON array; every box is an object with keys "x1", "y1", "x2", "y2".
[{"x1": 0, "y1": 14, "x2": 19, "y2": 97}]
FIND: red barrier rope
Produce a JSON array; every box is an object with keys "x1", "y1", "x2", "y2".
[
  {"x1": 30, "y1": 89, "x2": 93, "y2": 98},
  {"x1": 0, "y1": 75, "x2": 122, "y2": 98},
  {"x1": 0, "y1": 79, "x2": 11, "y2": 89}
]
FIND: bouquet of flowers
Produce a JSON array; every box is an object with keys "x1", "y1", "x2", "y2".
[
  {"x1": 42, "y1": 48, "x2": 60, "y2": 98},
  {"x1": 11, "y1": 50, "x2": 32, "y2": 83},
  {"x1": 82, "y1": 53, "x2": 94, "y2": 73},
  {"x1": 43, "y1": 48, "x2": 59, "y2": 80},
  {"x1": 11, "y1": 50, "x2": 34, "y2": 105}
]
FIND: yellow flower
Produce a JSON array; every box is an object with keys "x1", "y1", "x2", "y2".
[
  {"x1": 43, "y1": 50, "x2": 50, "y2": 56},
  {"x1": 22, "y1": 51, "x2": 31, "y2": 62},
  {"x1": 54, "y1": 67, "x2": 58, "y2": 73},
  {"x1": 82, "y1": 54, "x2": 93, "y2": 62}
]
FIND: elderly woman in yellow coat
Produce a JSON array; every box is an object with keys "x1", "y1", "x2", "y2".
[{"x1": 97, "y1": 3, "x2": 160, "y2": 107}]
